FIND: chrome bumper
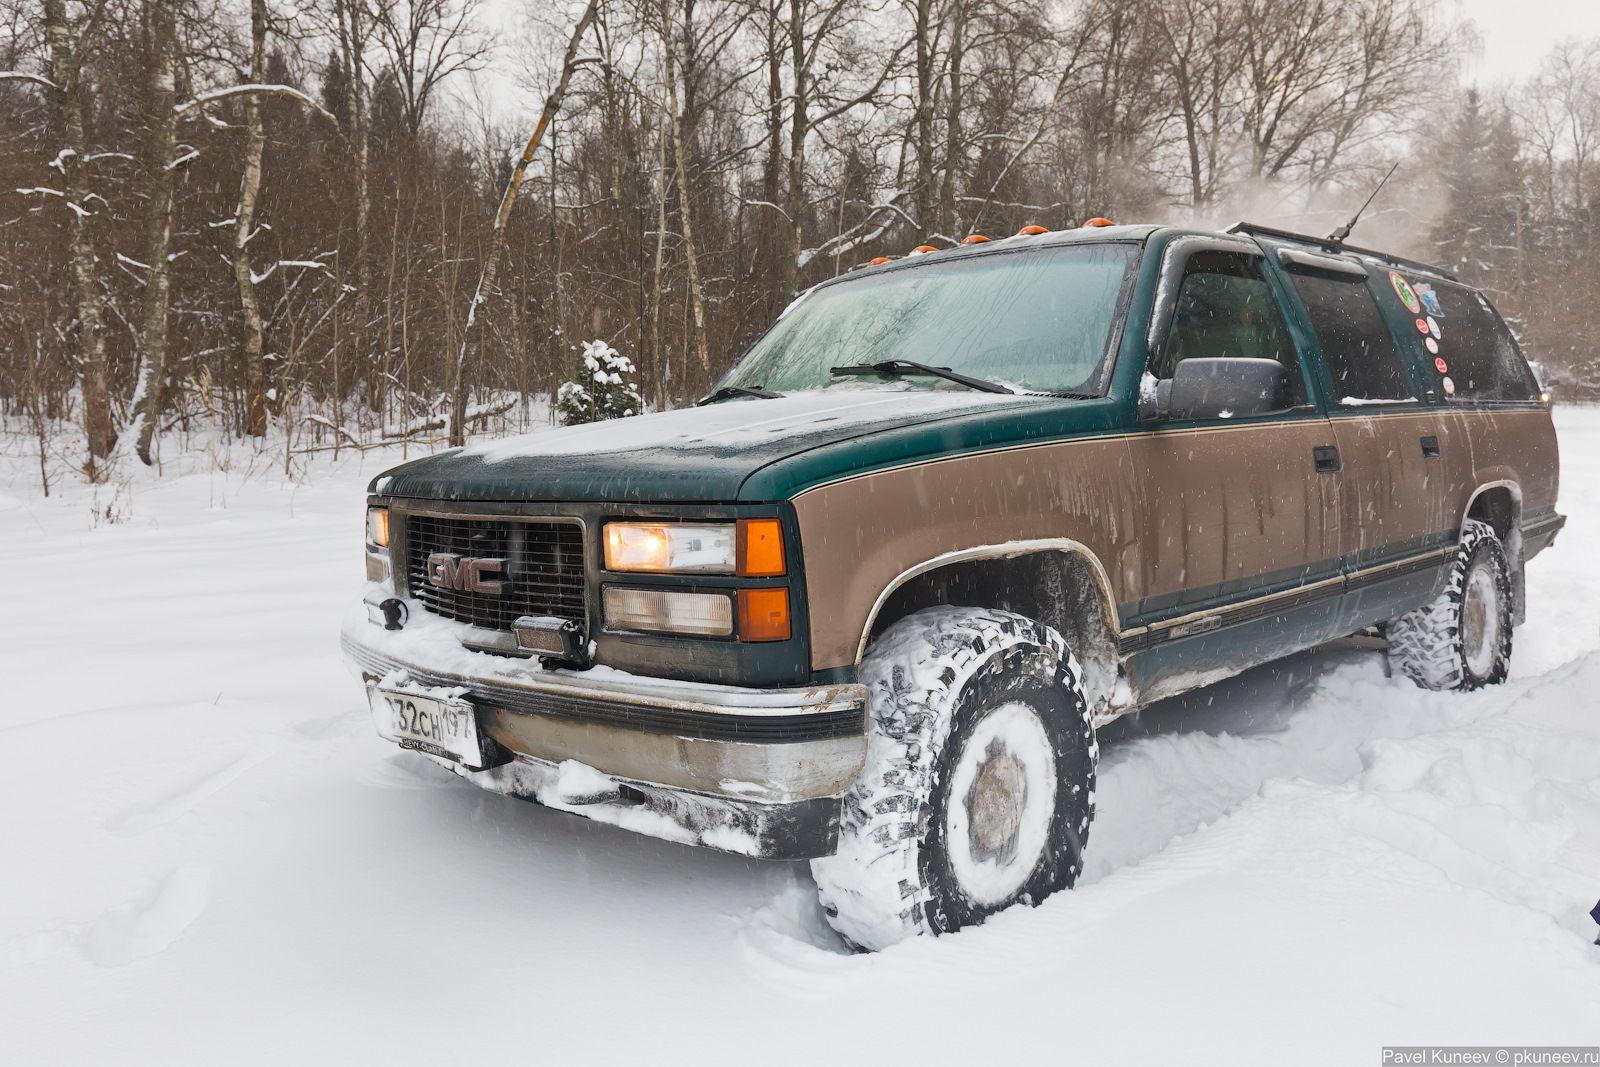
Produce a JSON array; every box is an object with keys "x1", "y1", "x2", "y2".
[{"x1": 340, "y1": 599, "x2": 868, "y2": 858}]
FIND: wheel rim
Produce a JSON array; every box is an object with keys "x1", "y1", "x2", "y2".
[
  {"x1": 1461, "y1": 561, "x2": 1500, "y2": 679},
  {"x1": 944, "y1": 702, "x2": 1057, "y2": 907}
]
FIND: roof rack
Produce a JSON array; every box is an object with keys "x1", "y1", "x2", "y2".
[{"x1": 1225, "y1": 221, "x2": 1457, "y2": 282}]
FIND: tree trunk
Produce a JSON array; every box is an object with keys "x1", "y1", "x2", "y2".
[
  {"x1": 650, "y1": 96, "x2": 670, "y2": 410},
  {"x1": 783, "y1": 0, "x2": 806, "y2": 293},
  {"x1": 235, "y1": 0, "x2": 268, "y2": 436},
  {"x1": 938, "y1": 0, "x2": 963, "y2": 237},
  {"x1": 663, "y1": 14, "x2": 710, "y2": 378},
  {"x1": 129, "y1": 0, "x2": 179, "y2": 466},
  {"x1": 448, "y1": 0, "x2": 600, "y2": 446},
  {"x1": 42, "y1": 0, "x2": 115, "y2": 466},
  {"x1": 913, "y1": 0, "x2": 935, "y2": 234}
]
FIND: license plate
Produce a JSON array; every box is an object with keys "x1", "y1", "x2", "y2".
[{"x1": 369, "y1": 686, "x2": 486, "y2": 768}]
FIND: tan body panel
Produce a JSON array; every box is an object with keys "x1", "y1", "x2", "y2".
[
  {"x1": 795, "y1": 407, "x2": 1559, "y2": 674},
  {"x1": 1330, "y1": 406, "x2": 1558, "y2": 558}
]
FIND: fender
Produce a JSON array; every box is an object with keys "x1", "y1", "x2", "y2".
[{"x1": 853, "y1": 538, "x2": 1122, "y2": 665}]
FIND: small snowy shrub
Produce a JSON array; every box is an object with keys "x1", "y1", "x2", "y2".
[{"x1": 556, "y1": 341, "x2": 643, "y2": 426}]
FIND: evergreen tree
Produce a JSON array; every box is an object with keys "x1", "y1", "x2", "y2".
[
  {"x1": 1431, "y1": 90, "x2": 1525, "y2": 284},
  {"x1": 557, "y1": 341, "x2": 644, "y2": 425}
]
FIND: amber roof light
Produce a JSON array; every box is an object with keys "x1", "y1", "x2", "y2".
[
  {"x1": 1082, "y1": 217, "x2": 1115, "y2": 227},
  {"x1": 960, "y1": 234, "x2": 991, "y2": 244},
  {"x1": 909, "y1": 244, "x2": 939, "y2": 254},
  {"x1": 868, "y1": 257, "x2": 893, "y2": 265},
  {"x1": 1017, "y1": 225, "x2": 1049, "y2": 235}
]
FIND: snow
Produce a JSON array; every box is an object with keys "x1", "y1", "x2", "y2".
[
  {"x1": 466, "y1": 386, "x2": 1031, "y2": 461},
  {"x1": 2, "y1": 408, "x2": 1600, "y2": 1062}
]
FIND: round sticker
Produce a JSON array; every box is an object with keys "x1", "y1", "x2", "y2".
[
  {"x1": 1416, "y1": 318, "x2": 1430, "y2": 333},
  {"x1": 1442, "y1": 375, "x2": 1455, "y2": 395},
  {"x1": 1435, "y1": 356, "x2": 1448, "y2": 374},
  {"x1": 1425, "y1": 337, "x2": 1439, "y2": 354},
  {"x1": 1391, "y1": 271, "x2": 1420, "y2": 314},
  {"x1": 1426, "y1": 316, "x2": 1441, "y2": 338}
]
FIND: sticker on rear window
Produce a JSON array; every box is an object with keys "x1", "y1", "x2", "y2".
[
  {"x1": 1391, "y1": 271, "x2": 1420, "y2": 313},
  {"x1": 1435, "y1": 357, "x2": 1449, "y2": 374},
  {"x1": 1413, "y1": 282, "x2": 1443, "y2": 317},
  {"x1": 1425, "y1": 337, "x2": 1439, "y2": 354}
]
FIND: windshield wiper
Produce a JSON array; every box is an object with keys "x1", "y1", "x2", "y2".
[
  {"x1": 828, "y1": 359, "x2": 1015, "y2": 394},
  {"x1": 697, "y1": 385, "x2": 783, "y2": 406}
]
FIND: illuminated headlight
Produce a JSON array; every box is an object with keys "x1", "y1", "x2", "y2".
[
  {"x1": 604, "y1": 523, "x2": 735, "y2": 573},
  {"x1": 366, "y1": 507, "x2": 390, "y2": 548},
  {"x1": 603, "y1": 587, "x2": 733, "y2": 637}
]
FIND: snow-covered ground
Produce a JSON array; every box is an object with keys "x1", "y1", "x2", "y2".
[{"x1": 1, "y1": 411, "x2": 1597, "y2": 1064}]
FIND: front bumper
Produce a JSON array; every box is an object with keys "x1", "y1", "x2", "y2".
[{"x1": 341, "y1": 596, "x2": 868, "y2": 859}]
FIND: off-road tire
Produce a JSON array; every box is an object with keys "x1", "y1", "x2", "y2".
[
  {"x1": 811, "y1": 607, "x2": 1097, "y2": 951},
  {"x1": 1387, "y1": 518, "x2": 1513, "y2": 691}
]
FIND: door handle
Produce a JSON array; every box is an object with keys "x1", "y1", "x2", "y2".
[
  {"x1": 1420, "y1": 435, "x2": 1441, "y2": 458},
  {"x1": 1313, "y1": 445, "x2": 1341, "y2": 473}
]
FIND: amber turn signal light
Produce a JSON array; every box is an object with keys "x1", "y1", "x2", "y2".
[
  {"x1": 737, "y1": 518, "x2": 785, "y2": 576},
  {"x1": 738, "y1": 588, "x2": 791, "y2": 642}
]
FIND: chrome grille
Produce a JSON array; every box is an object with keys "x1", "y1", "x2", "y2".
[{"x1": 405, "y1": 515, "x2": 585, "y2": 630}]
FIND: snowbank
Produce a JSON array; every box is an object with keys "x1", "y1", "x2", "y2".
[{"x1": 0, "y1": 409, "x2": 1597, "y2": 1063}]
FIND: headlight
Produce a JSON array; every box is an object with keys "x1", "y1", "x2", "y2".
[
  {"x1": 603, "y1": 587, "x2": 734, "y2": 636},
  {"x1": 366, "y1": 507, "x2": 390, "y2": 548},
  {"x1": 603, "y1": 519, "x2": 787, "y2": 576},
  {"x1": 604, "y1": 523, "x2": 735, "y2": 573}
]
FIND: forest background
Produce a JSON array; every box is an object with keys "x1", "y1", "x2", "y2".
[{"x1": 3, "y1": 0, "x2": 1597, "y2": 486}]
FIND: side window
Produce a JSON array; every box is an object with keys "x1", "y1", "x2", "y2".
[
  {"x1": 1419, "y1": 281, "x2": 1538, "y2": 402},
  {"x1": 1288, "y1": 270, "x2": 1415, "y2": 402},
  {"x1": 1156, "y1": 251, "x2": 1308, "y2": 406}
]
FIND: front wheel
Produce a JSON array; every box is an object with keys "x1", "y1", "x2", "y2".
[
  {"x1": 1387, "y1": 518, "x2": 1513, "y2": 691},
  {"x1": 811, "y1": 607, "x2": 1097, "y2": 951}
]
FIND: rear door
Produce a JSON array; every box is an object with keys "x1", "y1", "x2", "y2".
[{"x1": 1269, "y1": 249, "x2": 1453, "y2": 631}]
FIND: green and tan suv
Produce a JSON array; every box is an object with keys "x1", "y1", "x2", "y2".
[{"x1": 343, "y1": 221, "x2": 1564, "y2": 950}]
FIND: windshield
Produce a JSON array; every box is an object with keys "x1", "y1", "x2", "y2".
[{"x1": 719, "y1": 242, "x2": 1138, "y2": 395}]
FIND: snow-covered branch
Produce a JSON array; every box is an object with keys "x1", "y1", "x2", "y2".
[
  {"x1": 0, "y1": 71, "x2": 57, "y2": 90},
  {"x1": 250, "y1": 260, "x2": 327, "y2": 285},
  {"x1": 173, "y1": 84, "x2": 340, "y2": 131},
  {"x1": 797, "y1": 193, "x2": 913, "y2": 268}
]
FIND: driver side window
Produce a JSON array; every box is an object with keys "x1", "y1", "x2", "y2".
[{"x1": 1155, "y1": 251, "x2": 1308, "y2": 407}]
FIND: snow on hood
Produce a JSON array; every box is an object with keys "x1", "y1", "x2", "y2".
[
  {"x1": 465, "y1": 388, "x2": 1022, "y2": 461},
  {"x1": 373, "y1": 388, "x2": 1037, "y2": 503}
]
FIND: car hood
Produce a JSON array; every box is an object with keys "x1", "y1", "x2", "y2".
[{"x1": 371, "y1": 389, "x2": 1041, "y2": 503}]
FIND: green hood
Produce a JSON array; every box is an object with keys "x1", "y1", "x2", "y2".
[{"x1": 371, "y1": 389, "x2": 1123, "y2": 503}]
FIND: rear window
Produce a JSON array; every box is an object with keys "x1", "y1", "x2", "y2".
[
  {"x1": 1415, "y1": 281, "x2": 1538, "y2": 402},
  {"x1": 1288, "y1": 271, "x2": 1415, "y2": 402}
]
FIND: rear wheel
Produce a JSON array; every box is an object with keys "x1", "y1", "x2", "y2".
[
  {"x1": 811, "y1": 607, "x2": 1097, "y2": 951},
  {"x1": 1387, "y1": 518, "x2": 1513, "y2": 691}
]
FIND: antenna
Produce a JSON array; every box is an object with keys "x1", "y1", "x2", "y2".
[{"x1": 1326, "y1": 162, "x2": 1399, "y2": 247}]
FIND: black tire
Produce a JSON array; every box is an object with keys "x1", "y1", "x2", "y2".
[
  {"x1": 811, "y1": 607, "x2": 1097, "y2": 951},
  {"x1": 1387, "y1": 518, "x2": 1513, "y2": 691}
]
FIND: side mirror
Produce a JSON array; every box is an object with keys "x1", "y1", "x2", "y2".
[
  {"x1": 1162, "y1": 358, "x2": 1290, "y2": 420},
  {"x1": 1546, "y1": 377, "x2": 1561, "y2": 388}
]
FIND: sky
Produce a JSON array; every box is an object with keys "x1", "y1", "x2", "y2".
[{"x1": 1459, "y1": 0, "x2": 1600, "y2": 83}]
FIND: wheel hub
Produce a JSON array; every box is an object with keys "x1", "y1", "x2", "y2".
[
  {"x1": 967, "y1": 741, "x2": 1028, "y2": 863},
  {"x1": 943, "y1": 701, "x2": 1058, "y2": 907},
  {"x1": 1461, "y1": 562, "x2": 1499, "y2": 679}
]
